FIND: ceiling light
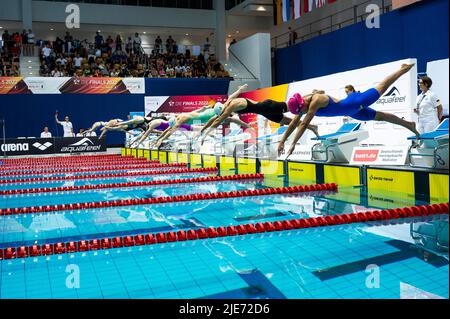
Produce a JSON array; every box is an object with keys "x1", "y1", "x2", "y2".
[
  {"x1": 0, "y1": 27, "x2": 3, "y2": 29},
  {"x1": 50, "y1": 28, "x2": 54, "y2": 31},
  {"x1": 236, "y1": 31, "x2": 240, "y2": 34},
  {"x1": 143, "y1": 31, "x2": 146, "y2": 34},
  {"x1": 256, "y1": 6, "x2": 267, "y2": 11},
  {"x1": 185, "y1": 33, "x2": 189, "y2": 36}
]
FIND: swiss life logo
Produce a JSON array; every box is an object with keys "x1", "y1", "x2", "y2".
[
  {"x1": 376, "y1": 86, "x2": 407, "y2": 106},
  {"x1": 353, "y1": 149, "x2": 379, "y2": 162}
]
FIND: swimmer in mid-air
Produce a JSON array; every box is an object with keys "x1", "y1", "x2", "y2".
[
  {"x1": 153, "y1": 91, "x2": 256, "y2": 148},
  {"x1": 277, "y1": 63, "x2": 420, "y2": 157},
  {"x1": 197, "y1": 84, "x2": 320, "y2": 143},
  {"x1": 85, "y1": 117, "x2": 149, "y2": 139},
  {"x1": 130, "y1": 117, "x2": 200, "y2": 148}
]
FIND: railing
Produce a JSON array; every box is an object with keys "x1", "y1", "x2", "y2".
[
  {"x1": 271, "y1": 0, "x2": 392, "y2": 49},
  {"x1": 226, "y1": 48, "x2": 258, "y2": 81},
  {"x1": 39, "y1": 0, "x2": 214, "y2": 10}
]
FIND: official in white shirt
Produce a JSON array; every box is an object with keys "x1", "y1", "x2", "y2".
[
  {"x1": 414, "y1": 76, "x2": 443, "y2": 134},
  {"x1": 55, "y1": 113, "x2": 74, "y2": 137},
  {"x1": 40, "y1": 127, "x2": 52, "y2": 138}
]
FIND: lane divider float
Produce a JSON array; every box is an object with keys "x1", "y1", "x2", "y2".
[
  {"x1": 1, "y1": 203, "x2": 447, "y2": 260},
  {"x1": 0, "y1": 173, "x2": 264, "y2": 195},
  {"x1": 0, "y1": 183, "x2": 338, "y2": 216},
  {"x1": 0, "y1": 160, "x2": 160, "y2": 171},
  {"x1": 0, "y1": 167, "x2": 216, "y2": 185},
  {"x1": 1, "y1": 163, "x2": 186, "y2": 177}
]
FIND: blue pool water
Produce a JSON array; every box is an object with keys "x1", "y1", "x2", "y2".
[{"x1": 0, "y1": 164, "x2": 448, "y2": 299}]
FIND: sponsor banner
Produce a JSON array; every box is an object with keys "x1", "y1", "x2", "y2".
[
  {"x1": 0, "y1": 138, "x2": 55, "y2": 156},
  {"x1": 350, "y1": 146, "x2": 408, "y2": 165},
  {"x1": 237, "y1": 158, "x2": 257, "y2": 174},
  {"x1": 0, "y1": 77, "x2": 145, "y2": 94},
  {"x1": 54, "y1": 137, "x2": 107, "y2": 154},
  {"x1": 324, "y1": 165, "x2": 360, "y2": 187},
  {"x1": 260, "y1": 160, "x2": 284, "y2": 176},
  {"x1": 159, "y1": 151, "x2": 168, "y2": 164},
  {"x1": 429, "y1": 173, "x2": 449, "y2": 204},
  {"x1": 145, "y1": 95, "x2": 228, "y2": 114},
  {"x1": 286, "y1": 59, "x2": 417, "y2": 146},
  {"x1": 0, "y1": 137, "x2": 106, "y2": 156},
  {"x1": 0, "y1": 77, "x2": 32, "y2": 94},
  {"x1": 367, "y1": 169, "x2": 415, "y2": 207},
  {"x1": 288, "y1": 162, "x2": 316, "y2": 184},
  {"x1": 279, "y1": 145, "x2": 312, "y2": 161}
]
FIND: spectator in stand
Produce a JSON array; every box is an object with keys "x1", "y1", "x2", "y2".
[
  {"x1": 40, "y1": 127, "x2": 52, "y2": 138},
  {"x1": 106, "y1": 35, "x2": 114, "y2": 53},
  {"x1": 27, "y1": 29, "x2": 35, "y2": 54},
  {"x1": 95, "y1": 31, "x2": 104, "y2": 49},
  {"x1": 42, "y1": 43, "x2": 52, "y2": 65},
  {"x1": 13, "y1": 32, "x2": 22, "y2": 55},
  {"x1": 133, "y1": 33, "x2": 142, "y2": 55},
  {"x1": 64, "y1": 31, "x2": 73, "y2": 53},
  {"x1": 2, "y1": 30, "x2": 10, "y2": 53},
  {"x1": 230, "y1": 39, "x2": 237, "y2": 46},
  {"x1": 115, "y1": 34, "x2": 123, "y2": 51},
  {"x1": 54, "y1": 37, "x2": 64, "y2": 54},
  {"x1": 40, "y1": 61, "x2": 50, "y2": 76},
  {"x1": 51, "y1": 65, "x2": 64, "y2": 77},
  {"x1": 73, "y1": 53, "x2": 83, "y2": 69},
  {"x1": 21, "y1": 29, "x2": 28, "y2": 54},
  {"x1": 203, "y1": 37, "x2": 211, "y2": 53},
  {"x1": 155, "y1": 36, "x2": 162, "y2": 53},
  {"x1": 166, "y1": 36, "x2": 174, "y2": 53},
  {"x1": 125, "y1": 36, "x2": 132, "y2": 54},
  {"x1": 55, "y1": 53, "x2": 67, "y2": 66}
]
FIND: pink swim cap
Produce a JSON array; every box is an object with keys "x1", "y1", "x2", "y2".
[{"x1": 288, "y1": 93, "x2": 305, "y2": 115}]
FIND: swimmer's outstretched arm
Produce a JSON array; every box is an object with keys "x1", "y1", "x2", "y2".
[
  {"x1": 155, "y1": 127, "x2": 178, "y2": 147},
  {"x1": 84, "y1": 121, "x2": 103, "y2": 135},
  {"x1": 286, "y1": 110, "x2": 317, "y2": 156},
  {"x1": 111, "y1": 116, "x2": 143, "y2": 127},
  {"x1": 135, "y1": 121, "x2": 164, "y2": 146},
  {"x1": 201, "y1": 108, "x2": 234, "y2": 143},
  {"x1": 278, "y1": 115, "x2": 302, "y2": 156}
]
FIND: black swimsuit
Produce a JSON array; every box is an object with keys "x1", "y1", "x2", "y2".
[{"x1": 236, "y1": 99, "x2": 288, "y2": 123}]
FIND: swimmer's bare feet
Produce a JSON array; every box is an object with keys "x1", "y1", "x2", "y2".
[
  {"x1": 406, "y1": 121, "x2": 420, "y2": 141},
  {"x1": 309, "y1": 124, "x2": 320, "y2": 138},
  {"x1": 401, "y1": 63, "x2": 415, "y2": 74}
]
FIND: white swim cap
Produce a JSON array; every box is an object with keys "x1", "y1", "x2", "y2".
[
  {"x1": 214, "y1": 102, "x2": 225, "y2": 116},
  {"x1": 168, "y1": 116, "x2": 177, "y2": 128}
]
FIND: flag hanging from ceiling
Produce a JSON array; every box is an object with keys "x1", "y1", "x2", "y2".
[
  {"x1": 273, "y1": 0, "x2": 283, "y2": 25},
  {"x1": 294, "y1": 0, "x2": 301, "y2": 19},
  {"x1": 282, "y1": 0, "x2": 289, "y2": 22}
]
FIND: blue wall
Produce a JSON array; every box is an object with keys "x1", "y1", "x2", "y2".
[
  {"x1": 275, "y1": 0, "x2": 449, "y2": 84},
  {"x1": 0, "y1": 78, "x2": 230, "y2": 146}
]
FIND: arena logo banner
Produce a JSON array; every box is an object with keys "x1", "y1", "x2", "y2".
[
  {"x1": 55, "y1": 137, "x2": 107, "y2": 153},
  {"x1": 145, "y1": 95, "x2": 228, "y2": 114},
  {"x1": 286, "y1": 58, "x2": 417, "y2": 146},
  {"x1": 0, "y1": 138, "x2": 55, "y2": 156},
  {"x1": 0, "y1": 77, "x2": 145, "y2": 94}
]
